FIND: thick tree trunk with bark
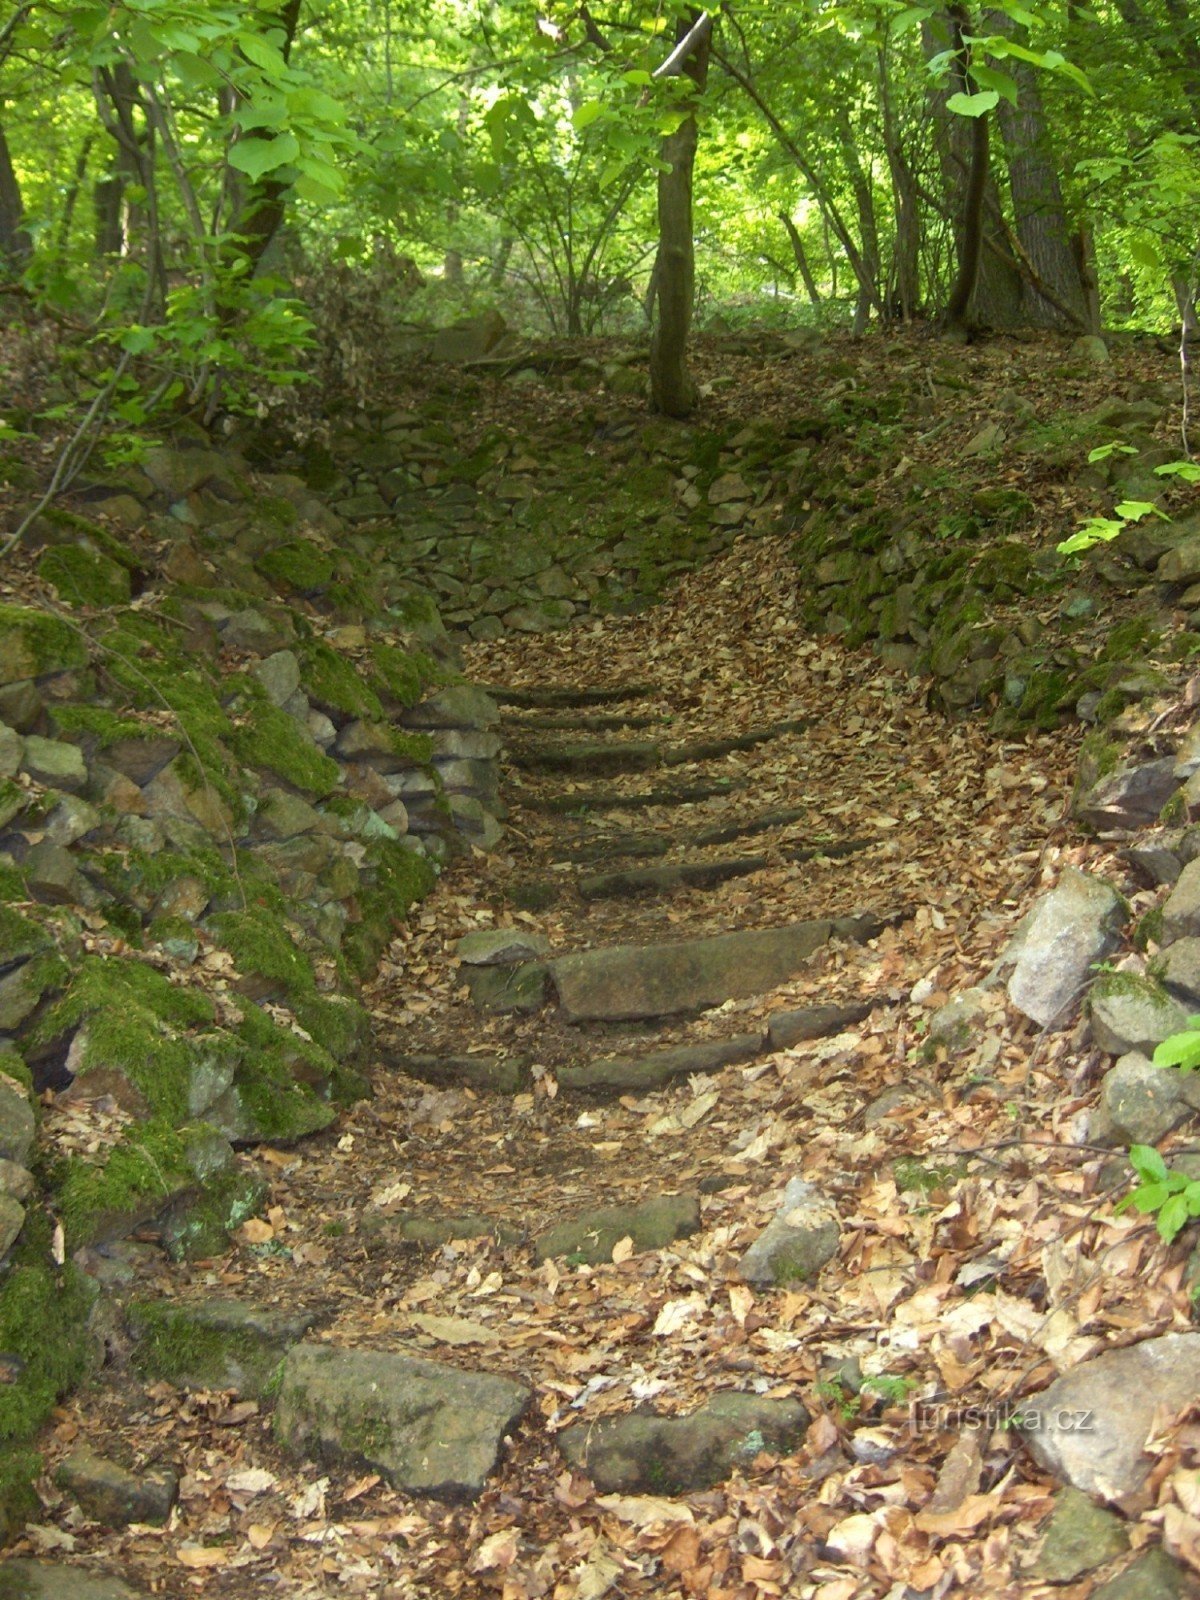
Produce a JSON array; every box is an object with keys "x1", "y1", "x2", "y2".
[
  {"x1": 225, "y1": 0, "x2": 303, "y2": 278},
  {"x1": 649, "y1": 14, "x2": 710, "y2": 418},
  {"x1": 989, "y1": 13, "x2": 1088, "y2": 329},
  {"x1": 925, "y1": 8, "x2": 1024, "y2": 329}
]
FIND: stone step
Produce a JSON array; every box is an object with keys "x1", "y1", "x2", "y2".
[
  {"x1": 508, "y1": 837, "x2": 871, "y2": 908},
  {"x1": 555, "y1": 806, "x2": 817, "y2": 863},
  {"x1": 550, "y1": 912, "x2": 894, "y2": 1022},
  {"x1": 384, "y1": 1000, "x2": 873, "y2": 1097},
  {"x1": 508, "y1": 717, "x2": 809, "y2": 777},
  {"x1": 486, "y1": 683, "x2": 656, "y2": 709},
  {"x1": 523, "y1": 778, "x2": 742, "y2": 813},
  {"x1": 575, "y1": 838, "x2": 871, "y2": 902},
  {"x1": 557, "y1": 1033, "x2": 763, "y2": 1094},
  {"x1": 501, "y1": 711, "x2": 667, "y2": 732},
  {"x1": 509, "y1": 738, "x2": 662, "y2": 776}
]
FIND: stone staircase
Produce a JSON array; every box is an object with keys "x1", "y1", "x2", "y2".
[{"x1": 386, "y1": 678, "x2": 905, "y2": 1097}]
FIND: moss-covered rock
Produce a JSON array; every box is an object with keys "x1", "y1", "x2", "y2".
[
  {"x1": 0, "y1": 1210, "x2": 94, "y2": 1540},
  {"x1": 343, "y1": 839, "x2": 436, "y2": 978},
  {"x1": 53, "y1": 1119, "x2": 228, "y2": 1249},
  {"x1": 31, "y1": 956, "x2": 215, "y2": 1123},
  {"x1": 37, "y1": 546, "x2": 131, "y2": 609},
  {"x1": 130, "y1": 1297, "x2": 316, "y2": 1395},
  {"x1": 257, "y1": 539, "x2": 336, "y2": 594},
  {"x1": 0, "y1": 605, "x2": 88, "y2": 686},
  {"x1": 229, "y1": 688, "x2": 339, "y2": 797},
  {"x1": 207, "y1": 905, "x2": 316, "y2": 998}
]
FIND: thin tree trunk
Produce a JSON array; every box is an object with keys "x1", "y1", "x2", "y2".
[
  {"x1": 835, "y1": 106, "x2": 881, "y2": 332},
  {"x1": 878, "y1": 43, "x2": 920, "y2": 318},
  {"x1": 649, "y1": 12, "x2": 710, "y2": 418},
  {"x1": 0, "y1": 117, "x2": 31, "y2": 274},
  {"x1": 778, "y1": 211, "x2": 821, "y2": 304}
]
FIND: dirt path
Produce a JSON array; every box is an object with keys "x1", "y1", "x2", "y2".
[{"x1": 25, "y1": 520, "x2": 1188, "y2": 1600}]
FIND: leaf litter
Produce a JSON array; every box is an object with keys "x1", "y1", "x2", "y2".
[{"x1": 16, "y1": 330, "x2": 1200, "y2": 1597}]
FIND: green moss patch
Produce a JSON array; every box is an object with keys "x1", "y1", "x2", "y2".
[
  {"x1": 229, "y1": 686, "x2": 339, "y2": 796},
  {"x1": 53, "y1": 1119, "x2": 201, "y2": 1248},
  {"x1": 0, "y1": 1209, "x2": 93, "y2": 1539},
  {"x1": 50, "y1": 702, "x2": 152, "y2": 746},
  {"x1": 0, "y1": 906, "x2": 50, "y2": 963},
  {"x1": 299, "y1": 638, "x2": 384, "y2": 719},
  {"x1": 37, "y1": 545, "x2": 131, "y2": 609},
  {"x1": 343, "y1": 840, "x2": 436, "y2": 979},
  {"x1": 257, "y1": 539, "x2": 335, "y2": 594},
  {"x1": 208, "y1": 906, "x2": 316, "y2": 997},
  {"x1": 32, "y1": 956, "x2": 215, "y2": 1123},
  {"x1": 0, "y1": 603, "x2": 89, "y2": 682}
]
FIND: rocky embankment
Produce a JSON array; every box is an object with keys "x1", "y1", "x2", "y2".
[{"x1": 0, "y1": 435, "x2": 502, "y2": 1527}]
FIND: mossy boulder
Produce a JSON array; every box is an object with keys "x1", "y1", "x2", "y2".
[
  {"x1": 130, "y1": 1297, "x2": 316, "y2": 1395},
  {"x1": 1088, "y1": 971, "x2": 1191, "y2": 1056},
  {"x1": 0, "y1": 1210, "x2": 95, "y2": 1541},
  {"x1": 0, "y1": 606, "x2": 88, "y2": 686},
  {"x1": 37, "y1": 547, "x2": 131, "y2": 609},
  {"x1": 257, "y1": 540, "x2": 336, "y2": 594}
]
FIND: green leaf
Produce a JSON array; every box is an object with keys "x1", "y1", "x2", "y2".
[
  {"x1": 1087, "y1": 442, "x2": 1139, "y2": 462},
  {"x1": 947, "y1": 90, "x2": 999, "y2": 116},
  {"x1": 1113, "y1": 500, "x2": 1164, "y2": 522},
  {"x1": 1129, "y1": 1144, "x2": 1168, "y2": 1184},
  {"x1": 572, "y1": 100, "x2": 604, "y2": 132},
  {"x1": 1158, "y1": 1192, "x2": 1189, "y2": 1240},
  {"x1": 891, "y1": 6, "x2": 934, "y2": 34},
  {"x1": 969, "y1": 64, "x2": 1018, "y2": 104},
  {"x1": 1156, "y1": 461, "x2": 1200, "y2": 483},
  {"x1": 237, "y1": 31, "x2": 289, "y2": 77},
  {"x1": 622, "y1": 69, "x2": 653, "y2": 86},
  {"x1": 227, "y1": 131, "x2": 300, "y2": 180},
  {"x1": 1153, "y1": 1029, "x2": 1200, "y2": 1072}
]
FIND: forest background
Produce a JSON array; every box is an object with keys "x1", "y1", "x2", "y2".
[{"x1": 0, "y1": 0, "x2": 1198, "y2": 450}]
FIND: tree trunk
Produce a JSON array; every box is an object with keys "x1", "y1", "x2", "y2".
[
  {"x1": 989, "y1": 13, "x2": 1088, "y2": 328},
  {"x1": 778, "y1": 211, "x2": 821, "y2": 304},
  {"x1": 649, "y1": 13, "x2": 710, "y2": 418},
  {"x1": 225, "y1": 0, "x2": 303, "y2": 278},
  {"x1": 0, "y1": 117, "x2": 31, "y2": 274},
  {"x1": 835, "y1": 107, "x2": 881, "y2": 332},
  {"x1": 878, "y1": 45, "x2": 920, "y2": 318},
  {"x1": 925, "y1": 8, "x2": 1024, "y2": 328}
]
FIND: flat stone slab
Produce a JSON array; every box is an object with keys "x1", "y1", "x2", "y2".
[
  {"x1": 1022, "y1": 1332, "x2": 1200, "y2": 1504},
  {"x1": 364, "y1": 1214, "x2": 525, "y2": 1249},
  {"x1": 385, "y1": 1052, "x2": 530, "y2": 1093},
  {"x1": 274, "y1": 1343, "x2": 531, "y2": 1501},
  {"x1": 558, "y1": 1392, "x2": 810, "y2": 1493},
  {"x1": 767, "y1": 1002, "x2": 872, "y2": 1049},
  {"x1": 0, "y1": 1563, "x2": 146, "y2": 1599},
  {"x1": 529, "y1": 779, "x2": 741, "y2": 814},
  {"x1": 510, "y1": 739, "x2": 663, "y2": 776},
  {"x1": 488, "y1": 683, "x2": 656, "y2": 708},
  {"x1": 534, "y1": 1194, "x2": 701, "y2": 1263},
  {"x1": 551, "y1": 920, "x2": 839, "y2": 1021},
  {"x1": 456, "y1": 929, "x2": 551, "y2": 965},
  {"x1": 578, "y1": 854, "x2": 770, "y2": 901},
  {"x1": 557, "y1": 1034, "x2": 763, "y2": 1095},
  {"x1": 56, "y1": 1447, "x2": 177, "y2": 1527}
]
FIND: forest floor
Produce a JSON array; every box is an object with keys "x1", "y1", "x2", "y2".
[{"x1": 8, "y1": 328, "x2": 1200, "y2": 1598}]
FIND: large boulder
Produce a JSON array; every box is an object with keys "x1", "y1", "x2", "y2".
[
  {"x1": 1007, "y1": 869, "x2": 1124, "y2": 1028},
  {"x1": 1022, "y1": 1333, "x2": 1200, "y2": 1505}
]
